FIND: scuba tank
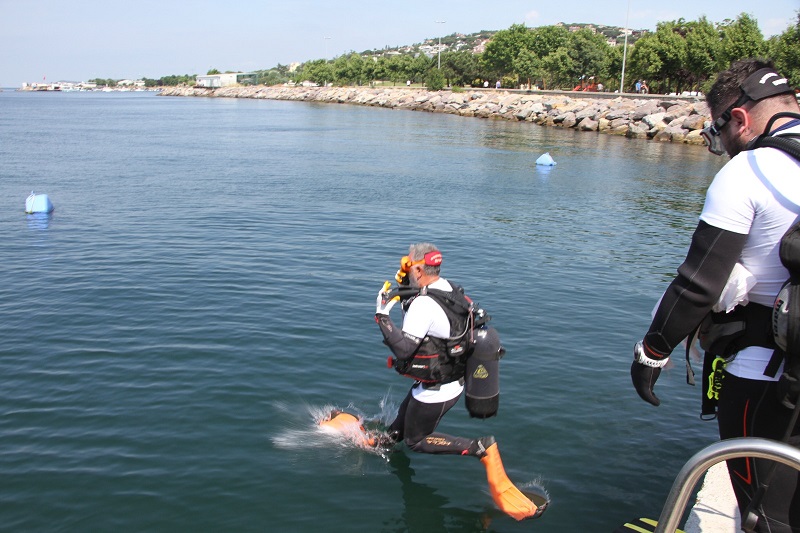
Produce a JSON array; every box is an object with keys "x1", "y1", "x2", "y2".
[{"x1": 465, "y1": 325, "x2": 505, "y2": 419}]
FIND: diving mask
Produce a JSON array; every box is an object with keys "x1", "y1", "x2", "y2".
[
  {"x1": 700, "y1": 123, "x2": 727, "y2": 156},
  {"x1": 399, "y1": 251, "x2": 443, "y2": 273},
  {"x1": 701, "y1": 93, "x2": 748, "y2": 156}
]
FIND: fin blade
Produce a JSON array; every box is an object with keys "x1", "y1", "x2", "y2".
[{"x1": 480, "y1": 443, "x2": 544, "y2": 521}]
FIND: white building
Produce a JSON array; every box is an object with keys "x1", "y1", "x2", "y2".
[{"x1": 196, "y1": 73, "x2": 242, "y2": 88}]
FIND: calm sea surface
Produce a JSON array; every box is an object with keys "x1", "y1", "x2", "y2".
[{"x1": 0, "y1": 90, "x2": 726, "y2": 532}]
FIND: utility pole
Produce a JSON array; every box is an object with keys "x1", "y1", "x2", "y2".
[
  {"x1": 435, "y1": 21, "x2": 446, "y2": 69},
  {"x1": 619, "y1": 0, "x2": 630, "y2": 93}
]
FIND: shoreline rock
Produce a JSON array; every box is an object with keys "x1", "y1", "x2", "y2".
[{"x1": 159, "y1": 85, "x2": 710, "y2": 145}]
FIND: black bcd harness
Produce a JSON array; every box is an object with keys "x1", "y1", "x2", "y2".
[{"x1": 386, "y1": 283, "x2": 490, "y2": 383}]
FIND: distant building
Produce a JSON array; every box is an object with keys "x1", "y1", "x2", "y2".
[{"x1": 195, "y1": 72, "x2": 249, "y2": 88}]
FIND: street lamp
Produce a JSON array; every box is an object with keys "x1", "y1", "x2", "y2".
[
  {"x1": 435, "y1": 20, "x2": 446, "y2": 69},
  {"x1": 323, "y1": 36, "x2": 331, "y2": 59},
  {"x1": 619, "y1": 0, "x2": 630, "y2": 93},
  {"x1": 323, "y1": 36, "x2": 332, "y2": 87}
]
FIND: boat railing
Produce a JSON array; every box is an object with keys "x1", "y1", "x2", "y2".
[{"x1": 655, "y1": 437, "x2": 800, "y2": 533}]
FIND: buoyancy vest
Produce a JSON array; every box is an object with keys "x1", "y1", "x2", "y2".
[{"x1": 389, "y1": 283, "x2": 490, "y2": 383}]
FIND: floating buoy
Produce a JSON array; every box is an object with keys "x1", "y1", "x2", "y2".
[
  {"x1": 25, "y1": 191, "x2": 54, "y2": 214},
  {"x1": 535, "y1": 152, "x2": 556, "y2": 166}
]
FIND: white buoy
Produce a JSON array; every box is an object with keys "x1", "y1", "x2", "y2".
[
  {"x1": 535, "y1": 152, "x2": 556, "y2": 166},
  {"x1": 25, "y1": 191, "x2": 54, "y2": 214}
]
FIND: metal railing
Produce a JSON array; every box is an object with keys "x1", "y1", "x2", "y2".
[{"x1": 655, "y1": 437, "x2": 800, "y2": 533}]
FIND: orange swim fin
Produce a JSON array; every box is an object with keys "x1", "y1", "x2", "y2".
[
  {"x1": 480, "y1": 442, "x2": 546, "y2": 521},
  {"x1": 319, "y1": 411, "x2": 376, "y2": 447}
]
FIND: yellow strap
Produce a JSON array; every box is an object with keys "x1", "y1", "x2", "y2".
[
  {"x1": 620, "y1": 517, "x2": 685, "y2": 533},
  {"x1": 621, "y1": 523, "x2": 651, "y2": 533}
]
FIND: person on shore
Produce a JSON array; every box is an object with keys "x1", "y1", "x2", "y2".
[
  {"x1": 374, "y1": 242, "x2": 494, "y2": 457},
  {"x1": 629, "y1": 58, "x2": 800, "y2": 532},
  {"x1": 495, "y1": 80, "x2": 501, "y2": 89},
  {"x1": 635, "y1": 79, "x2": 641, "y2": 93}
]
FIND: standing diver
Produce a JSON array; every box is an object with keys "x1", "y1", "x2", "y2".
[
  {"x1": 630, "y1": 59, "x2": 800, "y2": 532},
  {"x1": 375, "y1": 242, "x2": 545, "y2": 521}
]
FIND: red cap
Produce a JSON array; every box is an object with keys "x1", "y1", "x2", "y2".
[{"x1": 423, "y1": 251, "x2": 442, "y2": 266}]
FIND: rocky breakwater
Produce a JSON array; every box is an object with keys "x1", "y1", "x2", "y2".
[{"x1": 160, "y1": 86, "x2": 711, "y2": 145}]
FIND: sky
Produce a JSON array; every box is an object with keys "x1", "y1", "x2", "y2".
[{"x1": 1, "y1": 0, "x2": 797, "y2": 87}]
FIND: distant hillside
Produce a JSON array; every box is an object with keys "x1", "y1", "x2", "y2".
[{"x1": 357, "y1": 22, "x2": 647, "y2": 57}]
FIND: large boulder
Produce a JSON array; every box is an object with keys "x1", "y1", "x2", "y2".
[
  {"x1": 685, "y1": 129, "x2": 706, "y2": 145},
  {"x1": 642, "y1": 112, "x2": 666, "y2": 129},
  {"x1": 682, "y1": 115, "x2": 708, "y2": 131},
  {"x1": 626, "y1": 124, "x2": 649, "y2": 139},
  {"x1": 610, "y1": 117, "x2": 630, "y2": 129},
  {"x1": 561, "y1": 112, "x2": 578, "y2": 128},
  {"x1": 578, "y1": 117, "x2": 599, "y2": 131},
  {"x1": 632, "y1": 103, "x2": 661, "y2": 121}
]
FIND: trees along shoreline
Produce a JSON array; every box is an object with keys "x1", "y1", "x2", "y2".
[
  {"x1": 285, "y1": 13, "x2": 798, "y2": 95},
  {"x1": 96, "y1": 13, "x2": 798, "y2": 94}
]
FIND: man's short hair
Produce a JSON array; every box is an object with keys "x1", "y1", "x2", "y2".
[
  {"x1": 409, "y1": 242, "x2": 441, "y2": 276},
  {"x1": 706, "y1": 58, "x2": 791, "y2": 117}
]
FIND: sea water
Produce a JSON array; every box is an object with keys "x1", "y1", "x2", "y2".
[{"x1": 0, "y1": 90, "x2": 726, "y2": 532}]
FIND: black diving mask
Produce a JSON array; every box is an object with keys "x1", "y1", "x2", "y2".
[{"x1": 701, "y1": 93, "x2": 749, "y2": 156}]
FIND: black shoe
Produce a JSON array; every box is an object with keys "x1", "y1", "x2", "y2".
[{"x1": 470, "y1": 435, "x2": 496, "y2": 458}]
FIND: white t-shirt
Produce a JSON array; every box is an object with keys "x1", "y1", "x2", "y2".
[
  {"x1": 700, "y1": 124, "x2": 800, "y2": 379},
  {"x1": 402, "y1": 278, "x2": 465, "y2": 403}
]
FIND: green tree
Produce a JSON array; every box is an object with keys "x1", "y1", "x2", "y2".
[
  {"x1": 410, "y1": 54, "x2": 433, "y2": 83},
  {"x1": 684, "y1": 17, "x2": 721, "y2": 91},
  {"x1": 528, "y1": 25, "x2": 570, "y2": 58},
  {"x1": 540, "y1": 47, "x2": 574, "y2": 89},
  {"x1": 158, "y1": 74, "x2": 194, "y2": 86},
  {"x1": 296, "y1": 59, "x2": 332, "y2": 86},
  {"x1": 718, "y1": 13, "x2": 766, "y2": 67},
  {"x1": 768, "y1": 12, "x2": 800, "y2": 88},
  {"x1": 426, "y1": 68, "x2": 445, "y2": 91},
  {"x1": 258, "y1": 69, "x2": 288, "y2": 86},
  {"x1": 441, "y1": 50, "x2": 478, "y2": 86},
  {"x1": 207, "y1": 68, "x2": 221, "y2": 75},
  {"x1": 601, "y1": 42, "x2": 624, "y2": 91},
  {"x1": 629, "y1": 21, "x2": 688, "y2": 93},
  {"x1": 565, "y1": 28, "x2": 611, "y2": 84},
  {"x1": 362, "y1": 56, "x2": 378, "y2": 84},
  {"x1": 384, "y1": 54, "x2": 414, "y2": 85},
  {"x1": 333, "y1": 52, "x2": 365, "y2": 85},
  {"x1": 628, "y1": 36, "x2": 662, "y2": 91},
  {"x1": 480, "y1": 23, "x2": 534, "y2": 79},
  {"x1": 513, "y1": 48, "x2": 540, "y2": 88}
]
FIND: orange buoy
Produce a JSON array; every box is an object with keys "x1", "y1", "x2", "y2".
[{"x1": 480, "y1": 442, "x2": 546, "y2": 521}]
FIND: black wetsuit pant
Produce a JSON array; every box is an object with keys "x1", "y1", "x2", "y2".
[
  {"x1": 718, "y1": 371, "x2": 800, "y2": 533},
  {"x1": 389, "y1": 383, "x2": 476, "y2": 455}
]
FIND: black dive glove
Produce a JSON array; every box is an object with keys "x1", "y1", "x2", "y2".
[{"x1": 631, "y1": 341, "x2": 669, "y2": 407}]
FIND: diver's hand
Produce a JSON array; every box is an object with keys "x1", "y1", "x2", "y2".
[
  {"x1": 376, "y1": 282, "x2": 399, "y2": 315},
  {"x1": 395, "y1": 269, "x2": 409, "y2": 285},
  {"x1": 631, "y1": 341, "x2": 669, "y2": 406}
]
